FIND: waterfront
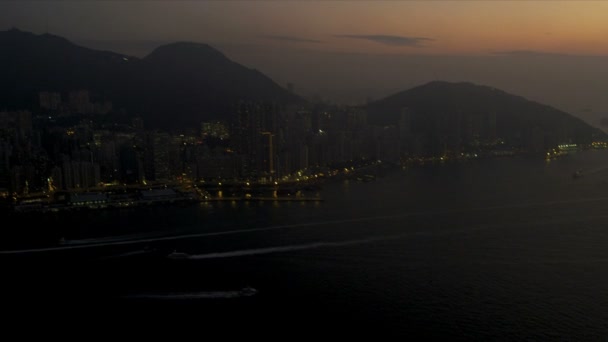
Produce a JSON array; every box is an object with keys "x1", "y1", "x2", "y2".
[{"x1": 4, "y1": 149, "x2": 608, "y2": 338}]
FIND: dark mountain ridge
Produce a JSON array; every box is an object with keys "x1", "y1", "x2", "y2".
[
  {"x1": 0, "y1": 29, "x2": 603, "y2": 145},
  {"x1": 366, "y1": 81, "x2": 604, "y2": 149},
  {"x1": 0, "y1": 29, "x2": 303, "y2": 128}
]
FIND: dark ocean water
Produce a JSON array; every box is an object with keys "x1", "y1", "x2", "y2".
[{"x1": 4, "y1": 150, "x2": 608, "y2": 339}]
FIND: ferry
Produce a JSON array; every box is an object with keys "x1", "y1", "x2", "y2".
[
  {"x1": 167, "y1": 250, "x2": 190, "y2": 260},
  {"x1": 239, "y1": 286, "x2": 258, "y2": 296}
]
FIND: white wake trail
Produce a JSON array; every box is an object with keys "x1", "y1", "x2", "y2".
[
  {"x1": 124, "y1": 291, "x2": 245, "y2": 299},
  {"x1": 187, "y1": 234, "x2": 409, "y2": 260},
  {"x1": 3, "y1": 195, "x2": 608, "y2": 255}
]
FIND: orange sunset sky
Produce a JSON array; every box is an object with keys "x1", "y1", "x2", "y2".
[{"x1": 2, "y1": 1, "x2": 607, "y2": 56}]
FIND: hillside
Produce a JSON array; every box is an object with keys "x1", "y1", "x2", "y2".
[{"x1": 0, "y1": 29, "x2": 304, "y2": 128}]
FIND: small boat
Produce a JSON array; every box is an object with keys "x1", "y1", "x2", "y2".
[
  {"x1": 239, "y1": 286, "x2": 257, "y2": 296},
  {"x1": 167, "y1": 250, "x2": 190, "y2": 260},
  {"x1": 572, "y1": 169, "x2": 583, "y2": 179}
]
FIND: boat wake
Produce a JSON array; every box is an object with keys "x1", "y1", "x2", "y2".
[
  {"x1": 59, "y1": 231, "x2": 181, "y2": 246},
  {"x1": 95, "y1": 248, "x2": 154, "y2": 260},
  {"x1": 188, "y1": 234, "x2": 408, "y2": 260},
  {"x1": 4, "y1": 195, "x2": 608, "y2": 255},
  {"x1": 124, "y1": 288, "x2": 257, "y2": 300}
]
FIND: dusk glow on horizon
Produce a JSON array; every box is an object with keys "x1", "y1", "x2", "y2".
[{"x1": 2, "y1": 1, "x2": 608, "y2": 56}]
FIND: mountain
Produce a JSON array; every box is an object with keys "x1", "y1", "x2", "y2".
[
  {"x1": 122, "y1": 42, "x2": 303, "y2": 127},
  {"x1": 366, "y1": 81, "x2": 605, "y2": 148},
  {"x1": 0, "y1": 28, "x2": 131, "y2": 110},
  {"x1": 0, "y1": 29, "x2": 304, "y2": 128}
]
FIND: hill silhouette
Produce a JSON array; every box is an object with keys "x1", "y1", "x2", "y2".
[
  {"x1": 366, "y1": 81, "x2": 604, "y2": 149},
  {"x1": 0, "y1": 29, "x2": 303, "y2": 128}
]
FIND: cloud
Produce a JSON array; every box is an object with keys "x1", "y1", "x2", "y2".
[
  {"x1": 265, "y1": 35, "x2": 322, "y2": 44},
  {"x1": 335, "y1": 34, "x2": 433, "y2": 47},
  {"x1": 492, "y1": 50, "x2": 569, "y2": 57}
]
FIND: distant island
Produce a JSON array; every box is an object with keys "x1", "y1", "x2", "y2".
[
  {"x1": 366, "y1": 81, "x2": 606, "y2": 157},
  {"x1": 0, "y1": 29, "x2": 606, "y2": 212}
]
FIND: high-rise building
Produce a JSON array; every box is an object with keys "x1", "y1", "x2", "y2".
[
  {"x1": 144, "y1": 132, "x2": 172, "y2": 182},
  {"x1": 50, "y1": 166, "x2": 63, "y2": 191},
  {"x1": 132, "y1": 117, "x2": 144, "y2": 130},
  {"x1": 80, "y1": 161, "x2": 101, "y2": 189},
  {"x1": 260, "y1": 132, "x2": 275, "y2": 178},
  {"x1": 201, "y1": 121, "x2": 230, "y2": 139},
  {"x1": 0, "y1": 111, "x2": 32, "y2": 142},
  {"x1": 9, "y1": 165, "x2": 24, "y2": 194},
  {"x1": 68, "y1": 90, "x2": 91, "y2": 113},
  {"x1": 0, "y1": 141, "x2": 11, "y2": 190},
  {"x1": 397, "y1": 108, "x2": 415, "y2": 156},
  {"x1": 39, "y1": 91, "x2": 62, "y2": 110},
  {"x1": 484, "y1": 112, "x2": 497, "y2": 141},
  {"x1": 232, "y1": 101, "x2": 280, "y2": 178}
]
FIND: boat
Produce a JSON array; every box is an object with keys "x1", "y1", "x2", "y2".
[
  {"x1": 239, "y1": 286, "x2": 257, "y2": 296},
  {"x1": 363, "y1": 174, "x2": 376, "y2": 182},
  {"x1": 572, "y1": 169, "x2": 583, "y2": 179},
  {"x1": 167, "y1": 250, "x2": 190, "y2": 260}
]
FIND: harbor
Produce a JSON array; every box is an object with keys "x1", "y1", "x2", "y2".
[{"x1": 4, "y1": 182, "x2": 324, "y2": 214}]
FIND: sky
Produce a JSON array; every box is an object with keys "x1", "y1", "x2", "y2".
[{"x1": 2, "y1": 1, "x2": 608, "y2": 127}]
